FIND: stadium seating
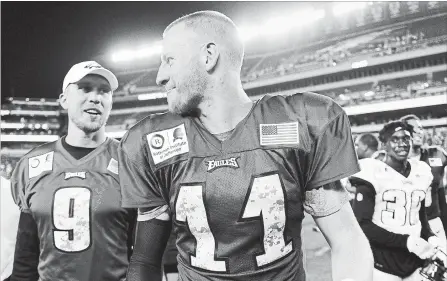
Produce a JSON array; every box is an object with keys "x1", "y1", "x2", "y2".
[
  {"x1": 0, "y1": 156, "x2": 19, "y2": 178},
  {"x1": 114, "y1": 71, "x2": 149, "y2": 93},
  {"x1": 132, "y1": 70, "x2": 159, "y2": 88},
  {"x1": 240, "y1": 19, "x2": 447, "y2": 82},
  {"x1": 3, "y1": 11, "x2": 447, "y2": 178}
]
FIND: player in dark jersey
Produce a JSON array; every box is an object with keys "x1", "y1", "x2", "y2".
[
  {"x1": 350, "y1": 121, "x2": 445, "y2": 280},
  {"x1": 401, "y1": 114, "x2": 447, "y2": 254},
  {"x1": 119, "y1": 10, "x2": 373, "y2": 281},
  {"x1": 10, "y1": 61, "x2": 136, "y2": 281}
]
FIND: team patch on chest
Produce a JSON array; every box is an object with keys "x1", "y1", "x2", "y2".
[
  {"x1": 206, "y1": 157, "x2": 240, "y2": 172},
  {"x1": 64, "y1": 172, "x2": 86, "y2": 180},
  {"x1": 28, "y1": 151, "x2": 54, "y2": 179},
  {"x1": 147, "y1": 124, "x2": 189, "y2": 165}
]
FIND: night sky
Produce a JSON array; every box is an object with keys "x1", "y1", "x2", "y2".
[{"x1": 2, "y1": 1, "x2": 318, "y2": 100}]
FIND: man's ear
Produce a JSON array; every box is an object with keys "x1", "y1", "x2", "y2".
[
  {"x1": 59, "y1": 92, "x2": 68, "y2": 110},
  {"x1": 203, "y1": 42, "x2": 219, "y2": 72}
]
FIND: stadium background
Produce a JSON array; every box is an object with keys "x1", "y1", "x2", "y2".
[{"x1": 1, "y1": 2, "x2": 446, "y2": 280}]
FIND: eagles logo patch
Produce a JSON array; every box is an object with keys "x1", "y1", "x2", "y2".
[
  {"x1": 206, "y1": 157, "x2": 240, "y2": 172},
  {"x1": 65, "y1": 172, "x2": 86, "y2": 180}
]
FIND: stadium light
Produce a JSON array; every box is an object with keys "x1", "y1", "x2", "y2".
[
  {"x1": 238, "y1": 8, "x2": 325, "y2": 42},
  {"x1": 293, "y1": 9, "x2": 325, "y2": 26},
  {"x1": 263, "y1": 17, "x2": 295, "y2": 36},
  {"x1": 111, "y1": 9, "x2": 328, "y2": 62},
  {"x1": 111, "y1": 42, "x2": 163, "y2": 63},
  {"x1": 333, "y1": 2, "x2": 368, "y2": 17},
  {"x1": 0, "y1": 135, "x2": 59, "y2": 142},
  {"x1": 112, "y1": 50, "x2": 134, "y2": 62},
  {"x1": 238, "y1": 25, "x2": 261, "y2": 43},
  {"x1": 0, "y1": 122, "x2": 25, "y2": 129},
  {"x1": 351, "y1": 60, "x2": 368, "y2": 69}
]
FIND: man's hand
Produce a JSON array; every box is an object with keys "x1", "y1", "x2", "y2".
[
  {"x1": 428, "y1": 236, "x2": 443, "y2": 249},
  {"x1": 407, "y1": 235, "x2": 437, "y2": 259},
  {"x1": 428, "y1": 236, "x2": 447, "y2": 266}
]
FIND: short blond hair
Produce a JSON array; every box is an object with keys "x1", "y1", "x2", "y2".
[{"x1": 164, "y1": 10, "x2": 244, "y2": 70}]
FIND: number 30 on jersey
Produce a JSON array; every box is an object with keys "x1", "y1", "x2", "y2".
[{"x1": 381, "y1": 189, "x2": 426, "y2": 226}]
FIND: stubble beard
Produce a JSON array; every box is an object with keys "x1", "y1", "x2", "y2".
[
  {"x1": 170, "y1": 65, "x2": 207, "y2": 118},
  {"x1": 71, "y1": 113, "x2": 105, "y2": 134}
]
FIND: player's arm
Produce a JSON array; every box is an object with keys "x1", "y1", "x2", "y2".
[
  {"x1": 351, "y1": 178, "x2": 410, "y2": 248},
  {"x1": 439, "y1": 165, "x2": 447, "y2": 235},
  {"x1": 420, "y1": 199, "x2": 435, "y2": 240},
  {"x1": 438, "y1": 187, "x2": 447, "y2": 233},
  {"x1": 126, "y1": 209, "x2": 138, "y2": 260},
  {"x1": 303, "y1": 103, "x2": 373, "y2": 281},
  {"x1": 9, "y1": 162, "x2": 40, "y2": 281},
  {"x1": 10, "y1": 212, "x2": 40, "y2": 281},
  {"x1": 126, "y1": 210, "x2": 172, "y2": 281},
  {"x1": 118, "y1": 130, "x2": 171, "y2": 281},
  {"x1": 312, "y1": 181, "x2": 374, "y2": 281}
]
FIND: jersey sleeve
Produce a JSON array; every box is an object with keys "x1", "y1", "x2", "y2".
[
  {"x1": 440, "y1": 147, "x2": 447, "y2": 188},
  {"x1": 352, "y1": 180, "x2": 409, "y2": 249},
  {"x1": 118, "y1": 130, "x2": 167, "y2": 209},
  {"x1": 419, "y1": 161, "x2": 434, "y2": 192},
  {"x1": 349, "y1": 158, "x2": 381, "y2": 190},
  {"x1": 305, "y1": 108, "x2": 360, "y2": 190},
  {"x1": 10, "y1": 158, "x2": 30, "y2": 213}
]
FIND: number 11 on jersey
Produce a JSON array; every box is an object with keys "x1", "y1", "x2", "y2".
[{"x1": 176, "y1": 173, "x2": 292, "y2": 272}]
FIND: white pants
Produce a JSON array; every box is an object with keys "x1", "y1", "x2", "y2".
[
  {"x1": 429, "y1": 217, "x2": 447, "y2": 254},
  {"x1": 373, "y1": 268, "x2": 428, "y2": 281}
]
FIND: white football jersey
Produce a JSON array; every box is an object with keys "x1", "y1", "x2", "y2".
[
  {"x1": 352, "y1": 158, "x2": 433, "y2": 237},
  {"x1": 1, "y1": 176, "x2": 20, "y2": 280}
]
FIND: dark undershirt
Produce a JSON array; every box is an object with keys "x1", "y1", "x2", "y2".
[{"x1": 61, "y1": 136, "x2": 97, "y2": 160}]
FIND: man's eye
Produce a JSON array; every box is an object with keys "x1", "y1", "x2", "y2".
[{"x1": 82, "y1": 86, "x2": 92, "y2": 93}]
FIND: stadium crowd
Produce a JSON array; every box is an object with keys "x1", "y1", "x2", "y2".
[{"x1": 243, "y1": 19, "x2": 447, "y2": 82}]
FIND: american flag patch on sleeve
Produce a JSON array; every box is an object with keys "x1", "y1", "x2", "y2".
[{"x1": 260, "y1": 122, "x2": 299, "y2": 146}]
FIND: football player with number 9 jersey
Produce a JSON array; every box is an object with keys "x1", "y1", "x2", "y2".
[
  {"x1": 350, "y1": 121, "x2": 441, "y2": 281},
  {"x1": 10, "y1": 62, "x2": 136, "y2": 281},
  {"x1": 119, "y1": 10, "x2": 374, "y2": 281}
]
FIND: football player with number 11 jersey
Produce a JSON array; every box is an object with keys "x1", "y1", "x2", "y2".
[{"x1": 119, "y1": 10, "x2": 373, "y2": 281}]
